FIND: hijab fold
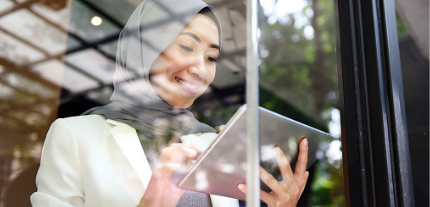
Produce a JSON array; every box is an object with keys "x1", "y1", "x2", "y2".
[{"x1": 83, "y1": 0, "x2": 222, "y2": 138}]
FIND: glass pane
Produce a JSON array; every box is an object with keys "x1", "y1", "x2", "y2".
[
  {"x1": 98, "y1": 40, "x2": 118, "y2": 58},
  {"x1": 0, "y1": 1, "x2": 15, "y2": 14},
  {"x1": 65, "y1": 48, "x2": 116, "y2": 84},
  {"x1": 68, "y1": 0, "x2": 121, "y2": 42},
  {"x1": 31, "y1": 59, "x2": 99, "y2": 93},
  {"x1": 30, "y1": 3, "x2": 71, "y2": 30},
  {"x1": 0, "y1": 2, "x2": 65, "y2": 206},
  {"x1": 258, "y1": 0, "x2": 344, "y2": 205},
  {"x1": 89, "y1": 0, "x2": 138, "y2": 25},
  {"x1": 0, "y1": 9, "x2": 68, "y2": 55},
  {"x1": 1, "y1": 72, "x2": 57, "y2": 99},
  {"x1": 66, "y1": 35, "x2": 82, "y2": 51},
  {"x1": 0, "y1": 30, "x2": 46, "y2": 66},
  {"x1": 0, "y1": 0, "x2": 347, "y2": 206},
  {"x1": 395, "y1": 4, "x2": 429, "y2": 207}
]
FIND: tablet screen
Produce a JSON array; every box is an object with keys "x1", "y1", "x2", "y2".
[{"x1": 177, "y1": 105, "x2": 333, "y2": 200}]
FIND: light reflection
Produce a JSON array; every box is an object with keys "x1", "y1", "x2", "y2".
[
  {"x1": 328, "y1": 108, "x2": 341, "y2": 138},
  {"x1": 68, "y1": 0, "x2": 120, "y2": 41},
  {"x1": 326, "y1": 140, "x2": 342, "y2": 168},
  {"x1": 91, "y1": 16, "x2": 103, "y2": 26}
]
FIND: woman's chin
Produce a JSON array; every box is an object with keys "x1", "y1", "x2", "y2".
[{"x1": 167, "y1": 98, "x2": 194, "y2": 109}]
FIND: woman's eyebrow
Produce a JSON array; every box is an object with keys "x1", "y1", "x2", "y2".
[
  {"x1": 180, "y1": 32, "x2": 201, "y2": 42},
  {"x1": 180, "y1": 32, "x2": 220, "y2": 50}
]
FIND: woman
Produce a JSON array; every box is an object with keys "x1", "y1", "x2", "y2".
[{"x1": 31, "y1": 0, "x2": 309, "y2": 206}]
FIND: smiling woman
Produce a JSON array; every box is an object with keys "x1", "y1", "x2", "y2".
[
  {"x1": 150, "y1": 13, "x2": 220, "y2": 108},
  {"x1": 29, "y1": 0, "x2": 309, "y2": 207}
]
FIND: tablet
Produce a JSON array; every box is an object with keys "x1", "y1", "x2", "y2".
[{"x1": 177, "y1": 105, "x2": 333, "y2": 200}]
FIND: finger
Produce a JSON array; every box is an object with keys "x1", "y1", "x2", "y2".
[
  {"x1": 274, "y1": 147, "x2": 294, "y2": 184},
  {"x1": 237, "y1": 183, "x2": 246, "y2": 194},
  {"x1": 159, "y1": 144, "x2": 202, "y2": 163},
  {"x1": 152, "y1": 163, "x2": 182, "y2": 177},
  {"x1": 260, "y1": 166, "x2": 286, "y2": 196},
  {"x1": 170, "y1": 143, "x2": 203, "y2": 154},
  {"x1": 260, "y1": 189, "x2": 283, "y2": 206},
  {"x1": 238, "y1": 183, "x2": 279, "y2": 206},
  {"x1": 294, "y1": 138, "x2": 309, "y2": 180},
  {"x1": 299, "y1": 171, "x2": 310, "y2": 194}
]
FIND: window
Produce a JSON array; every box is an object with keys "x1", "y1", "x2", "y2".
[{"x1": 0, "y1": 0, "x2": 426, "y2": 206}]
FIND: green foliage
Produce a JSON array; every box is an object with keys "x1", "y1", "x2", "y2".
[
  {"x1": 259, "y1": 0, "x2": 338, "y2": 128},
  {"x1": 396, "y1": 12, "x2": 409, "y2": 37},
  {"x1": 258, "y1": 0, "x2": 344, "y2": 205}
]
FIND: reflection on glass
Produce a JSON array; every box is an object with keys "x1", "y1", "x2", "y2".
[
  {"x1": 30, "y1": 3, "x2": 71, "y2": 30},
  {"x1": 65, "y1": 48, "x2": 116, "y2": 84},
  {"x1": 31, "y1": 59, "x2": 98, "y2": 93},
  {"x1": 0, "y1": 30, "x2": 46, "y2": 66},
  {"x1": 0, "y1": 1, "x2": 15, "y2": 14},
  {"x1": 179, "y1": 105, "x2": 333, "y2": 201},
  {"x1": 1, "y1": 72, "x2": 57, "y2": 99},
  {"x1": 66, "y1": 36, "x2": 82, "y2": 51},
  {"x1": 0, "y1": 9, "x2": 68, "y2": 55},
  {"x1": 396, "y1": 8, "x2": 429, "y2": 207},
  {"x1": 86, "y1": 86, "x2": 113, "y2": 105},
  {"x1": 69, "y1": 0, "x2": 121, "y2": 42},
  {"x1": 98, "y1": 40, "x2": 118, "y2": 58},
  {"x1": 258, "y1": 0, "x2": 344, "y2": 205}
]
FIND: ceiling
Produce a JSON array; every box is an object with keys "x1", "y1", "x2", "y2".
[{"x1": 0, "y1": 0, "x2": 247, "y2": 131}]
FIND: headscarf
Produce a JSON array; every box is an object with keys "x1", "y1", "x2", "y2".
[{"x1": 83, "y1": 0, "x2": 222, "y2": 139}]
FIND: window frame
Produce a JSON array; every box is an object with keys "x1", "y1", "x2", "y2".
[{"x1": 336, "y1": 0, "x2": 415, "y2": 206}]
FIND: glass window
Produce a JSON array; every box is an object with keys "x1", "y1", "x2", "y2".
[
  {"x1": 257, "y1": 0, "x2": 344, "y2": 205},
  {"x1": 3, "y1": 0, "x2": 425, "y2": 206},
  {"x1": 0, "y1": 9, "x2": 68, "y2": 55},
  {"x1": 395, "y1": 4, "x2": 429, "y2": 207}
]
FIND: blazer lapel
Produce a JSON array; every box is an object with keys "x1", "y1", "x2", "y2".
[{"x1": 107, "y1": 119, "x2": 152, "y2": 188}]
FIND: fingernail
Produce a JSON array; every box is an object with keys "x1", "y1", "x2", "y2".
[
  {"x1": 275, "y1": 146, "x2": 282, "y2": 156},
  {"x1": 303, "y1": 138, "x2": 308, "y2": 145},
  {"x1": 184, "y1": 147, "x2": 198, "y2": 156},
  {"x1": 237, "y1": 184, "x2": 245, "y2": 190}
]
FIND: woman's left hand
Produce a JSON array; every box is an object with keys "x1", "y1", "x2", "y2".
[{"x1": 237, "y1": 138, "x2": 309, "y2": 207}]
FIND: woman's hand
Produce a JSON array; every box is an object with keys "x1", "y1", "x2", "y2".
[
  {"x1": 238, "y1": 138, "x2": 309, "y2": 207},
  {"x1": 137, "y1": 143, "x2": 201, "y2": 207}
]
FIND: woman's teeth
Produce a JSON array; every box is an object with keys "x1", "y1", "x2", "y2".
[{"x1": 176, "y1": 77, "x2": 197, "y2": 90}]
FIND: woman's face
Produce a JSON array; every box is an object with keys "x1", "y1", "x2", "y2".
[{"x1": 149, "y1": 13, "x2": 220, "y2": 108}]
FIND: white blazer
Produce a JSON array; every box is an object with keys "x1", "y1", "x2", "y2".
[{"x1": 30, "y1": 115, "x2": 239, "y2": 207}]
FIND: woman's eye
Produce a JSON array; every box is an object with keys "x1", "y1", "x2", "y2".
[
  {"x1": 207, "y1": 56, "x2": 218, "y2": 62},
  {"x1": 180, "y1": 45, "x2": 193, "y2": 52}
]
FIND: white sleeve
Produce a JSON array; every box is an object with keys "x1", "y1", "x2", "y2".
[{"x1": 31, "y1": 119, "x2": 84, "y2": 207}]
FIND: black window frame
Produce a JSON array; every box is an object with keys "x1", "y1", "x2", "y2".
[{"x1": 336, "y1": 0, "x2": 415, "y2": 206}]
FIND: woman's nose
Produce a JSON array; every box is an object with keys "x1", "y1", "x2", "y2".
[{"x1": 188, "y1": 56, "x2": 207, "y2": 78}]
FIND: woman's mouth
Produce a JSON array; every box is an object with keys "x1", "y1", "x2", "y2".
[{"x1": 175, "y1": 77, "x2": 199, "y2": 94}]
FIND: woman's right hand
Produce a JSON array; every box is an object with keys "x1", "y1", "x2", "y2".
[{"x1": 137, "y1": 143, "x2": 202, "y2": 207}]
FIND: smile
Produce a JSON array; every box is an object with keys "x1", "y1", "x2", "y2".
[{"x1": 175, "y1": 77, "x2": 199, "y2": 94}]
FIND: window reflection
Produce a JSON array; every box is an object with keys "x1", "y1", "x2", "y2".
[
  {"x1": 0, "y1": 30, "x2": 46, "y2": 66},
  {"x1": 68, "y1": 0, "x2": 121, "y2": 42},
  {"x1": 259, "y1": 0, "x2": 344, "y2": 205},
  {"x1": 0, "y1": 1, "x2": 15, "y2": 15},
  {"x1": 65, "y1": 48, "x2": 116, "y2": 84},
  {"x1": 0, "y1": 9, "x2": 68, "y2": 55},
  {"x1": 0, "y1": 0, "x2": 347, "y2": 206}
]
